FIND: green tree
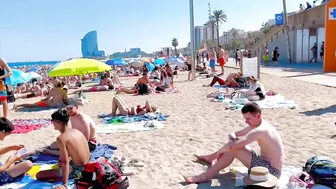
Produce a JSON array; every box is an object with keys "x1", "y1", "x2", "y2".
[
  {"x1": 211, "y1": 10, "x2": 228, "y2": 47},
  {"x1": 171, "y1": 38, "x2": 179, "y2": 55}
]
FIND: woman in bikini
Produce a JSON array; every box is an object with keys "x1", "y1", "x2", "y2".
[
  {"x1": 111, "y1": 96, "x2": 157, "y2": 116},
  {"x1": 241, "y1": 76, "x2": 266, "y2": 101},
  {"x1": 0, "y1": 58, "x2": 12, "y2": 118},
  {"x1": 116, "y1": 72, "x2": 153, "y2": 95}
]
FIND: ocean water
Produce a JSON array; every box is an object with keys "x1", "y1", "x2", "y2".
[{"x1": 7, "y1": 60, "x2": 59, "y2": 68}]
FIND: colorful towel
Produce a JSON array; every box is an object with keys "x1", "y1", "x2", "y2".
[
  {"x1": 11, "y1": 119, "x2": 51, "y2": 134},
  {"x1": 96, "y1": 120, "x2": 164, "y2": 133},
  {"x1": 98, "y1": 112, "x2": 168, "y2": 124},
  {"x1": 0, "y1": 144, "x2": 117, "y2": 188},
  {"x1": 222, "y1": 94, "x2": 298, "y2": 110}
]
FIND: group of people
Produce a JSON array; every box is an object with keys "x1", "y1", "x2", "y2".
[{"x1": 263, "y1": 46, "x2": 280, "y2": 66}]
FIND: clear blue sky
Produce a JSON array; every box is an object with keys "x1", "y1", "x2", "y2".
[{"x1": 0, "y1": 0, "x2": 303, "y2": 62}]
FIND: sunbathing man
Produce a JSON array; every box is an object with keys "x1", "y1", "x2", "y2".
[
  {"x1": 0, "y1": 118, "x2": 33, "y2": 185},
  {"x1": 14, "y1": 83, "x2": 48, "y2": 99},
  {"x1": 116, "y1": 72, "x2": 154, "y2": 94},
  {"x1": 184, "y1": 103, "x2": 284, "y2": 184},
  {"x1": 13, "y1": 81, "x2": 68, "y2": 109},
  {"x1": 204, "y1": 72, "x2": 245, "y2": 88},
  {"x1": 111, "y1": 96, "x2": 157, "y2": 116},
  {"x1": 43, "y1": 102, "x2": 97, "y2": 156},
  {"x1": 36, "y1": 108, "x2": 90, "y2": 188}
]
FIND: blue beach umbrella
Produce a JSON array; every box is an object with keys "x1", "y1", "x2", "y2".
[
  {"x1": 145, "y1": 62, "x2": 155, "y2": 72},
  {"x1": 105, "y1": 58, "x2": 127, "y2": 66},
  {"x1": 5, "y1": 69, "x2": 29, "y2": 85},
  {"x1": 166, "y1": 57, "x2": 184, "y2": 65},
  {"x1": 26, "y1": 66, "x2": 40, "y2": 73},
  {"x1": 153, "y1": 58, "x2": 165, "y2": 66}
]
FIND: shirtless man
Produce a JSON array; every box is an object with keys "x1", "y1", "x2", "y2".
[
  {"x1": 37, "y1": 108, "x2": 90, "y2": 189},
  {"x1": 13, "y1": 81, "x2": 67, "y2": 109},
  {"x1": 43, "y1": 103, "x2": 97, "y2": 156},
  {"x1": 208, "y1": 47, "x2": 216, "y2": 73},
  {"x1": 184, "y1": 102, "x2": 284, "y2": 184},
  {"x1": 218, "y1": 46, "x2": 225, "y2": 76}
]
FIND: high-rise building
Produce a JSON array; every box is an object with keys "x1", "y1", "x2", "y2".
[{"x1": 81, "y1": 30, "x2": 105, "y2": 58}]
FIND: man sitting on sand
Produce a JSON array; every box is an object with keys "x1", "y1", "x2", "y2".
[
  {"x1": 37, "y1": 108, "x2": 91, "y2": 188},
  {"x1": 203, "y1": 72, "x2": 246, "y2": 88},
  {"x1": 0, "y1": 118, "x2": 33, "y2": 185},
  {"x1": 43, "y1": 102, "x2": 97, "y2": 156},
  {"x1": 184, "y1": 103, "x2": 284, "y2": 184}
]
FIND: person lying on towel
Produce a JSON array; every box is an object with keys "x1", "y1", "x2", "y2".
[
  {"x1": 203, "y1": 72, "x2": 246, "y2": 88},
  {"x1": 42, "y1": 102, "x2": 97, "y2": 156},
  {"x1": 13, "y1": 80, "x2": 68, "y2": 110},
  {"x1": 110, "y1": 96, "x2": 157, "y2": 116},
  {"x1": 116, "y1": 72, "x2": 154, "y2": 95},
  {"x1": 183, "y1": 103, "x2": 284, "y2": 186},
  {"x1": 36, "y1": 108, "x2": 91, "y2": 189},
  {"x1": 0, "y1": 118, "x2": 33, "y2": 185}
]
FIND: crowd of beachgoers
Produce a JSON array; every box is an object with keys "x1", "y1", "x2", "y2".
[{"x1": 0, "y1": 50, "x2": 335, "y2": 189}]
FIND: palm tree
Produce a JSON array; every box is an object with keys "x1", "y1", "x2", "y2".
[
  {"x1": 231, "y1": 28, "x2": 239, "y2": 40},
  {"x1": 211, "y1": 10, "x2": 227, "y2": 46},
  {"x1": 171, "y1": 38, "x2": 179, "y2": 55},
  {"x1": 261, "y1": 22, "x2": 268, "y2": 29}
]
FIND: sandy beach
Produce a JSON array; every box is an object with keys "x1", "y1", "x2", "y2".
[{"x1": 1, "y1": 67, "x2": 336, "y2": 188}]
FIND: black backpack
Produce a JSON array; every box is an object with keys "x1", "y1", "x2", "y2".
[
  {"x1": 138, "y1": 84, "x2": 149, "y2": 95},
  {"x1": 304, "y1": 156, "x2": 336, "y2": 188}
]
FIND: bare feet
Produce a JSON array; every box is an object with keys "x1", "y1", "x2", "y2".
[
  {"x1": 194, "y1": 154, "x2": 213, "y2": 165},
  {"x1": 183, "y1": 173, "x2": 210, "y2": 184}
]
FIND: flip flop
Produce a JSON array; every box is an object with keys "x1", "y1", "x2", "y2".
[
  {"x1": 183, "y1": 175, "x2": 210, "y2": 184},
  {"x1": 194, "y1": 154, "x2": 212, "y2": 165}
]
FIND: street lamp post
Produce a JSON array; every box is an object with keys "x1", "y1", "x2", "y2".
[
  {"x1": 282, "y1": 0, "x2": 292, "y2": 63},
  {"x1": 189, "y1": 0, "x2": 196, "y2": 80}
]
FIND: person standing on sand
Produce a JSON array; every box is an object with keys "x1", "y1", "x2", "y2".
[
  {"x1": 0, "y1": 118, "x2": 33, "y2": 185},
  {"x1": 37, "y1": 108, "x2": 91, "y2": 189},
  {"x1": 208, "y1": 47, "x2": 216, "y2": 73},
  {"x1": 218, "y1": 46, "x2": 226, "y2": 76},
  {"x1": 263, "y1": 47, "x2": 269, "y2": 66},
  {"x1": 184, "y1": 103, "x2": 284, "y2": 184},
  {"x1": 43, "y1": 102, "x2": 97, "y2": 156},
  {"x1": 0, "y1": 58, "x2": 12, "y2": 118}
]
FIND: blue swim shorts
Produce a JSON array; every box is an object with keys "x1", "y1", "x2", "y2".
[
  {"x1": 209, "y1": 60, "x2": 216, "y2": 68},
  {"x1": 0, "y1": 163, "x2": 14, "y2": 185}
]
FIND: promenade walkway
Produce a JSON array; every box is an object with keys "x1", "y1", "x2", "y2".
[{"x1": 224, "y1": 58, "x2": 336, "y2": 87}]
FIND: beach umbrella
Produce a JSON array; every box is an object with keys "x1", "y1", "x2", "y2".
[
  {"x1": 145, "y1": 62, "x2": 155, "y2": 72},
  {"x1": 105, "y1": 58, "x2": 127, "y2": 66},
  {"x1": 166, "y1": 57, "x2": 184, "y2": 66},
  {"x1": 49, "y1": 58, "x2": 111, "y2": 77},
  {"x1": 153, "y1": 58, "x2": 165, "y2": 66},
  {"x1": 5, "y1": 69, "x2": 29, "y2": 86},
  {"x1": 129, "y1": 61, "x2": 143, "y2": 68},
  {"x1": 48, "y1": 62, "x2": 62, "y2": 74},
  {"x1": 26, "y1": 72, "x2": 42, "y2": 81}
]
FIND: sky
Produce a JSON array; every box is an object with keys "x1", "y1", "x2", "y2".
[{"x1": 0, "y1": 0, "x2": 303, "y2": 62}]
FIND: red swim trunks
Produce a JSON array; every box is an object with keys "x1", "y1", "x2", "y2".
[
  {"x1": 219, "y1": 58, "x2": 225, "y2": 66},
  {"x1": 37, "y1": 101, "x2": 48, "y2": 107}
]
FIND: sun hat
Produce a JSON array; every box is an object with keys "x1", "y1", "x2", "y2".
[{"x1": 243, "y1": 167, "x2": 278, "y2": 188}]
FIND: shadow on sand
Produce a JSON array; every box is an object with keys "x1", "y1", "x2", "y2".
[{"x1": 300, "y1": 104, "x2": 336, "y2": 116}]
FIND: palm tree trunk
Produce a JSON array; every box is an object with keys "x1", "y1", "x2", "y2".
[
  {"x1": 212, "y1": 22, "x2": 215, "y2": 44},
  {"x1": 216, "y1": 21, "x2": 220, "y2": 46}
]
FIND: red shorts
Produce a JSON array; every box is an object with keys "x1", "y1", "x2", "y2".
[
  {"x1": 219, "y1": 58, "x2": 225, "y2": 66},
  {"x1": 37, "y1": 101, "x2": 48, "y2": 107}
]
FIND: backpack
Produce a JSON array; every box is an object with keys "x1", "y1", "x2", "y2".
[
  {"x1": 304, "y1": 156, "x2": 336, "y2": 188},
  {"x1": 75, "y1": 157, "x2": 129, "y2": 189},
  {"x1": 138, "y1": 84, "x2": 149, "y2": 95}
]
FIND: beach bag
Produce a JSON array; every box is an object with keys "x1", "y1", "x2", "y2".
[
  {"x1": 75, "y1": 157, "x2": 129, "y2": 189},
  {"x1": 138, "y1": 84, "x2": 149, "y2": 95},
  {"x1": 304, "y1": 156, "x2": 336, "y2": 188}
]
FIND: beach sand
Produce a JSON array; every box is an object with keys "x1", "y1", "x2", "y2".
[{"x1": 0, "y1": 67, "x2": 336, "y2": 188}]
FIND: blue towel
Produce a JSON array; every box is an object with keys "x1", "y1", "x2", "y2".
[
  {"x1": 16, "y1": 107, "x2": 61, "y2": 112},
  {"x1": 213, "y1": 84, "x2": 227, "y2": 88}
]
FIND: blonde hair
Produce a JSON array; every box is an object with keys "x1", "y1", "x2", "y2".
[{"x1": 246, "y1": 76, "x2": 258, "y2": 83}]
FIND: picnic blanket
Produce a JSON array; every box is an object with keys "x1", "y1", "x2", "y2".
[
  {"x1": 96, "y1": 120, "x2": 164, "y2": 133},
  {"x1": 222, "y1": 94, "x2": 298, "y2": 110},
  {"x1": 11, "y1": 119, "x2": 51, "y2": 134},
  {"x1": 0, "y1": 144, "x2": 117, "y2": 188}
]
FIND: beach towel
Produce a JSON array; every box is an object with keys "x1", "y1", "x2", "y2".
[
  {"x1": 98, "y1": 112, "x2": 168, "y2": 124},
  {"x1": 11, "y1": 119, "x2": 51, "y2": 134},
  {"x1": 232, "y1": 165, "x2": 303, "y2": 189},
  {"x1": 0, "y1": 144, "x2": 118, "y2": 188},
  {"x1": 96, "y1": 120, "x2": 164, "y2": 133},
  {"x1": 222, "y1": 94, "x2": 298, "y2": 110},
  {"x1": 15, "y1": 106, "x2": 61, "y2": 113}
]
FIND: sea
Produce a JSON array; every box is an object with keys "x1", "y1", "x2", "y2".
[{"x1": 7, "y1": 60, "x2": 60, "y2": 68}]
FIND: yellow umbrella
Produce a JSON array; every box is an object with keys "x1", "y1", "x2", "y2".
[{"x1": 49, "y1": 58, "x2": 111, "y2": 77}]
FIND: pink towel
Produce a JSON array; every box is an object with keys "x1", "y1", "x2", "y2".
[{"x1": 12, "y1": 124, "x2": 43, "y2": 134}]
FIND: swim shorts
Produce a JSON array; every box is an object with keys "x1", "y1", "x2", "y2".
[
  {"x1": 69, "y1": 160, "x2": 85, "y2": 179},
  {"x1": 37, "y1": 101, "x2": 48, "y2": 107},
  {"x1": 249, "y1": 150, "x2": 281, "y2": 179},
  {"x1": 263, "y1": 55, "x2": 269, "y2": 61},
  {"x1": 0, "y1": 163, "x2": 14, "y2": 185},
  {"x1": 219, "y1": 58, "x2": 225, "y2": 66},
  {"x1": 209, "y1": 60, "x2": 216, "y2": 68},
  {"x1": 88, "y1": 139, "x2": 98, "y2": 152},
  {"x1": 0, "y1": 91, "x2": 7, "y2": 101}
]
